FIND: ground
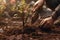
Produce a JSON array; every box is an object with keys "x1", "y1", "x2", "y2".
[{"x1": 0, "y1": 6, "x2": 60, "y2": 40}]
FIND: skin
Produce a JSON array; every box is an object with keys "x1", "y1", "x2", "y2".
[
  {"x1": 32, "y1": 0, "x2": 60, "y2": 26},
  {"x1": 32, "y1": 0, "x2": 44, "y2": 12}
]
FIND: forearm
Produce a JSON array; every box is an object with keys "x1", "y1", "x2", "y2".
[
  {"x1": 52, "y1": 8, "x2": 60, "y2": 21},
  {"x1": 33, "y1": 0, "x2": 44, "y2": 12}
]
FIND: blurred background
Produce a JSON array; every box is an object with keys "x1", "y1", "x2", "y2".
[{"x1": 0, "y1": 0, "x2": 60, "y2": 40}]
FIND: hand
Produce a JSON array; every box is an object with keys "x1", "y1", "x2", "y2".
[
  {"x1": 31, "y1": 8, "x2": 36, "y2": 13},
  {"x1": 33, "y1": 9, "x2": 36, "y2": 12},
  {"x1": 40, "y1": 17, "x2": 54, "y2": 28}
]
